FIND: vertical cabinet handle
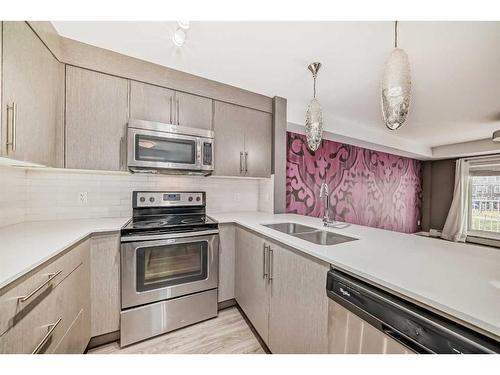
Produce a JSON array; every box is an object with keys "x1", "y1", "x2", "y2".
[
  {"x1": 176, "y1": 98, "x2": 180, "y2": 125},
  {"x1": 169, "y1": 96, "x2": 173, "y2": 124},
  {"x1": 239, "y1": 151, "x2": 244, "y2": 174},
  {"x1": 120, "y1": 135, "x2": 128, "y2": 170},
  {"x1": 32, "y1": 317, "x2": 62, "y2": 354},
  {"x1": 119, "y1": 137, "x2": 124, "y2": 170},
  {"x1": 244, "y1": 151, "x2": 248, "y2": 174},
  {"x1": 263, "y1": 244, "x2": 269, "y2": 278},
  {"x1": 6, "y1": 102, "x2": 17, "y2": 152},
  {"x1": 268, "y1": 247, "x2": 274, "y2": 282}
]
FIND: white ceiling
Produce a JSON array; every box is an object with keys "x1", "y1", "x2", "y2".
[{"x1": 52, "y1": 21, "x2": 500, "y2": 159}]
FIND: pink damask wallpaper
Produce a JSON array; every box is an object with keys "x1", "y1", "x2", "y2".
[{"x1": 286, "y1": 132, "x2": 423, "y2": 233}]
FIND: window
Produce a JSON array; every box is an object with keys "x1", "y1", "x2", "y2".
[{"x1": 468, "y1": 167, "x2": 500, "y2": 239}]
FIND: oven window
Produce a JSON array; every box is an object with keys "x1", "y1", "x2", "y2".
[
  {"x1": 136, "y1": 241, "x2": 208, "y2": 292},
  {"x1": 135, "y1": 134, "x2": 197, "y2": 165}
]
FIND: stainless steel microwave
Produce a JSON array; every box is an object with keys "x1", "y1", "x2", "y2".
[{"x1": 127, "y1": 119, "x2": 214, "y2": 175}]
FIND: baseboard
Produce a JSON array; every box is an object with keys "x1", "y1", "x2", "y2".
[
  {"x1": 86, "y1": 331, "x2": 120, "y2": 351},
  {"x1": 235, "y1": 304, "x2": 271, "y2": 354},
  {"x1": 218, "y1": 298, "x2": 237, "y2": 310}
]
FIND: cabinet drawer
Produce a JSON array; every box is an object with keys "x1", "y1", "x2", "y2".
[
  {"x1": 0, "y1": 240, "x2": 88, "y2": 336},
  {"x1": 0, "y1": 240, "x2": 90, "y2": 354},
  {"x1": 52, "y1": 308, "x2": 88, "y2": 354}
]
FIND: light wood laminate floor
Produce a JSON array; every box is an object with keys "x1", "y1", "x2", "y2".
[{"x1": 88, "y1": 307, "x2": 266, "y2": 354}]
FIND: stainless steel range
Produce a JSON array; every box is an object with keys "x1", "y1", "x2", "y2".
[{"x1": 120, "y1": 191, "x2": 219, "y2": 347}]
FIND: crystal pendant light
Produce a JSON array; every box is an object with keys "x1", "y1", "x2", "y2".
[
  {"x1": 381, "y1": 21, "x2": 411, "y2": 130},
  {"x1": 305, "y1": 62, "x2": 323, "y2": 151}
]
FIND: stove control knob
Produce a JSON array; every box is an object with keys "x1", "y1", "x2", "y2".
[
  {"x1": 188, "y1": 196, "x2": 193, "y2": 202},
  {"x1": 196, "y1": 196, "x2": 201, "y2": 202},
  {"x1": 139, "y1": 197, "x2": 146, "y2": 203},
  {"x1": 149, "y1": 197, "x2": 155, "y2": 203}
]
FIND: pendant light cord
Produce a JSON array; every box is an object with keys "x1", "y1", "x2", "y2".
[{"x1": 394, "y1": 20, "x2": 398, "y2": 48}]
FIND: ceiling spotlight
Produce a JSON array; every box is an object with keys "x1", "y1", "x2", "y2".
[
  {"x1": 173, "y1": 28, "x2": 187, "y2": 47},
  {"x1": 177, "y1": 21, "x2": 190, "y2": 30},
  {"x1": 492, "y1": 130, "x2": 500, "y2": 142}
]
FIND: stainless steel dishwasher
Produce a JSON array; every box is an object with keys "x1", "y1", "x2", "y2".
[{"x1": 326, "y1": 269, "x2": 500, "y2": 354}]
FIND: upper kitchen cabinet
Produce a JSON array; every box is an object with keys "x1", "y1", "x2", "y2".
[
  {"x1": 174, "y1": 91, "x2": 213, "y2": 130},
  {"x1": 130, "y1": 80, "x2": 174, "y2": 124},
  {"x1": 213, "y1": 101, "x2": 272, "y2": 178},
  {"x1": 65, "y1": 66, "x2": 129, "y2": 171},
  {"x1": 130, "y1": 80, "x2": 213, "y2": 129},
  {"x1": 1, "y1": 21, "x2": 64, "y2": 167}
]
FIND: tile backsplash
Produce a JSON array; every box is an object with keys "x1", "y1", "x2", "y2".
[{"x1": 0, "y1": 165, "x2": 272, "y2": 227}]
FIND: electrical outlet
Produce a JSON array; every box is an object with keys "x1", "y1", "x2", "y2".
[
  {"x1": 78, "y1": 191, "x2": 88, "y2": 205},
  {"x1": 234, "y1": 193, "x2": 241, "y2": 202}
]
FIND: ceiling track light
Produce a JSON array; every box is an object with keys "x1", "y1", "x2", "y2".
[
  {"x1": 177, "y1": 21, "x2": 190, "y2": 30},
  {"x1": 173, "y1": 27, "x2": 187, "y2": 47}
]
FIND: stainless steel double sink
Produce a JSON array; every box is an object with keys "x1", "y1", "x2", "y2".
[{"x1": 262, "y1": 222, "x2": 357, "y2": 246}]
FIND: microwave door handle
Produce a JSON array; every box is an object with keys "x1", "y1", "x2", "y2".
[{"x1": 197, "y1": 139, "x2": 202, "y2": 167}]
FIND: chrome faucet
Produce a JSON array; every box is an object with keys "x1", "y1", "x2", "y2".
[{"x1": 320, "y1": 182, "x2": 334, "y2": 226}]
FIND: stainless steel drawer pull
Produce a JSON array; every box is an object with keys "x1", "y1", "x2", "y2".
[
  {"x1": 6, "y1": 102, "x2": 17, "y2": 151},
  {"x1": 32, "y1": 317, "x2": 62, "y2": 354},
  {"x1": 244, "y1": 152, "x2": 248, "y2": 173},
  {"x1": 18, "y1": 270, "x2": 62, "y2": 303},
  {"x1": 239, "y1": 151, "x2": 244, "y2": 173}
]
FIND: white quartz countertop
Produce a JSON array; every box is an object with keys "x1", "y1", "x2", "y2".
[
  {"x1": 210, "y1": 212, "x2": 500, "y2": 340},
  {"x1": 0, "y1": 218, "x2": 130, "y2": 290}
]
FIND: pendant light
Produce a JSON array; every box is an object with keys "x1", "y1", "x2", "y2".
[
  {"x1": 381, "y1": 21, "x2": 411, "y2": 130},
  {"x1": 305, "y1": 62, "x2": 323, "y2": 151}
]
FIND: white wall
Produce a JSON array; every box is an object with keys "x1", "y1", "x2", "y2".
[{"x1": 0, "y1": 165, "x2": 272, "y2": 227}]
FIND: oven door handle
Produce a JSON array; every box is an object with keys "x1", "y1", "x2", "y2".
[{"x1": 121, "y1": 229, "x2": 219, "y2": 242}]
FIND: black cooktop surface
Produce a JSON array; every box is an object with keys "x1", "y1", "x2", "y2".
[{"x1": 121, "y1": 213, "x2": 218, "y2": 236}]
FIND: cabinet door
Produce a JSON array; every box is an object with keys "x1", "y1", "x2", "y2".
[
  {"x1": 66, "y1": 66, "x2": 129, "y2": 171},
  {"x1": 243, "y1": 109, "x2": 272, "y2": 178},
  {"x1": 1, "y1": 21, "x2": 64, "y2": 167},
  {"x1": 130, "y1": 80, "x2": 174, "y2": 124},
  {"x1": 175, "y1": 91, "x2": 213, "y2": 130},
  {"x1": 212, "y1": 101, "x2": 246, "y2": 177},
  {"x1": 90, "y1": 234, "x2": 121, "y2": 337},
  {"x1": 218, "y1": 224, "x2": 235, "y2": 303},
  {"x1": 234, "y1": 227, "x2": 270, "y2": 343},
  {"x1": 268, "y1": 243, "x2": 329, "y2": 353}
]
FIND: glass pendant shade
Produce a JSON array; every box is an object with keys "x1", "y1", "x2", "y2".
[
  {"x1": 305, "y1": 62, "x2": 323, "y2": 152},
  {"x1": 381, "y1": 48, "x2": 411, "y2": 130},
  {"x1": 305, "y1": 98, "x2": 323, "y2": 151}
]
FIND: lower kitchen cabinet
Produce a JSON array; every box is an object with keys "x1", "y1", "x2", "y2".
[
  {"x1": 0, "y1": 239, "x2": 91, "y2": 354},
  {"x1": 268, "y1": 242, "x2": 329, "y2": 353},
  {"x1": 218, "y1": 224, "x2": 236, "y2": 303},
  {"x1": 90, "y1": 233, "x2": 121, "y2": 337},
  {"x1": 234, "y1": 226, "x2": 330, "y2": 353},
  {"x1": 328, "y1": 299, "x2": 412, "y2": 354},
  {"x1": 234, "y1": 227, "x2": 270, "y2": 343}
]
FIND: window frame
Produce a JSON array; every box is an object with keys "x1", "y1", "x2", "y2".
[{"x1": 466, "y1": 167, "x2": 500, "y2": 244}]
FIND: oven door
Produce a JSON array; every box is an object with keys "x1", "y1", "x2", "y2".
[
  {"x1": 128, "y1": 127, "x2": 202, "y2": 171},
  {"x1": 121, "y1": 232, "x2": 219, "y2": 309}
]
